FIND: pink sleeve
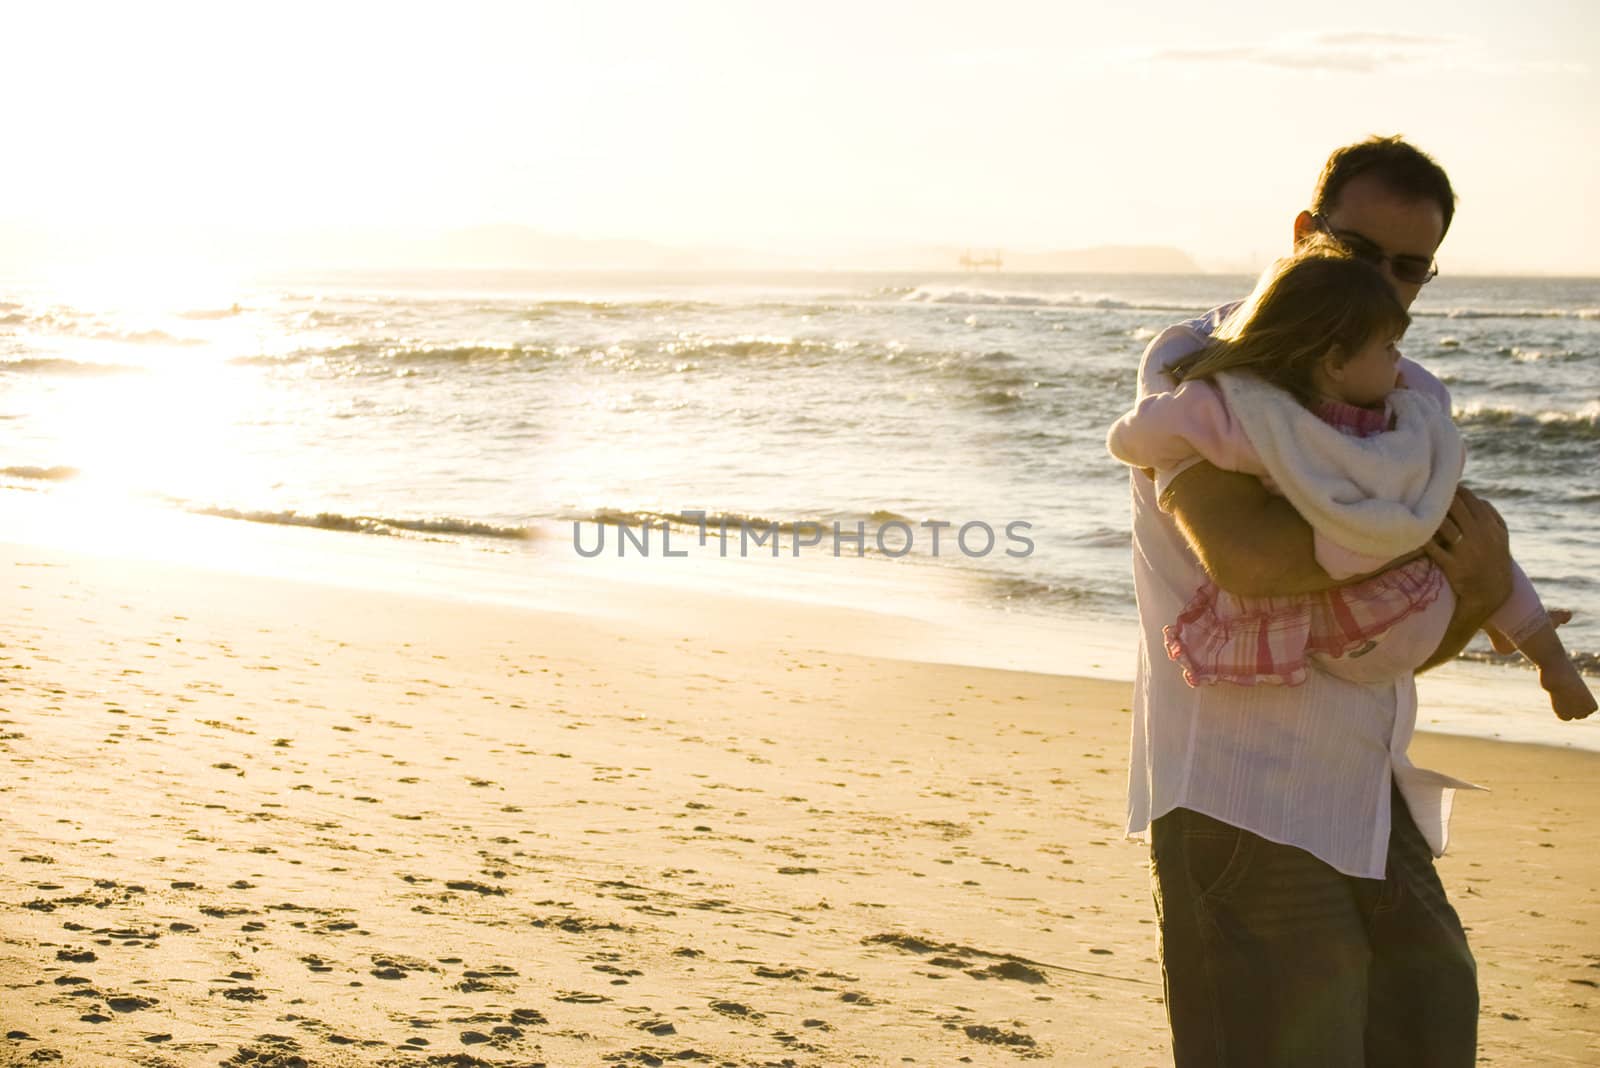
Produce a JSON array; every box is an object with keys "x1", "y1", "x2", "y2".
[{"x1": 1106, "y1": 378, "x2": 1269, "y2": 500}]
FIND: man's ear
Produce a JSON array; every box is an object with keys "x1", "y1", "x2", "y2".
[{"x1": 1293, "y1": 210, "x2": 1317, "y2": 249}]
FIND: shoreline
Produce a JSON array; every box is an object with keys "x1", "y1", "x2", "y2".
[
  {"x1": 1, "y1": 520, "x2": 1598, "y2": 1063},
  {"x1": 5, "y1": 486, "x2": 1595, "y2": 754}
]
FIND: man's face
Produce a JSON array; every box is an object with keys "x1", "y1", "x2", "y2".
[{"x1": 1295, "y1": 173, "x2": 1447, "y2": 310}]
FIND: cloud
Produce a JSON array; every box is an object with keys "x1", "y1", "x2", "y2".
[
  {"x1": 1311, "y1": 32, "x2": 1449, "y2": 49},
  {"x1": 1148, "y1": 31, "x2": 1454, "y2": 74}
]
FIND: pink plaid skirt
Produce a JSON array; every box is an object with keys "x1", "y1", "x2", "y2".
[{"x1": 1164, "y1": 557, "x2": 1446, "y2": 687}]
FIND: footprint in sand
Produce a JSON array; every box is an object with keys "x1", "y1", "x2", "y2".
[
  {"x1": 964, "y1": 1024, "x2": 1038, "y2": 1049},
  {"x1": 214, "y1": 985, "x2": 269, "y2": 1002},
  {"x1": 223, "y1": 1033, "x2": 309, "y2": 1067},
  {"x1": 605, "y1": 1048, "x2": 710, "y2": 1065},
  {"x1": 969, "y1": 961, "x2": 1048, "y2": 984},
  {"x1": 635, "y1": 1018, "x2": 676, "y2": 1036},
  {"x1": 445, "y1": 879, "x2": 507, "y2": 896},
  {"x1": 106, "y1": 994, "x2": 158, "y2": 1012},
  {"x1": 709, "y1": 999, "x2": 764, "y2": 1021}
]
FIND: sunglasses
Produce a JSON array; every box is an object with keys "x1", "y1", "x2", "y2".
[{"x1": 1312, "y1": 214, "x2": 1439, "y2": 286}]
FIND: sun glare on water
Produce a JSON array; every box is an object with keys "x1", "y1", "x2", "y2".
[{"x1": 13, "y1": 257, "x2": 286, "y2": 564}]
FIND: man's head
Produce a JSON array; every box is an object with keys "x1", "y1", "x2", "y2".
[{"x1": 1292, "y1": 136, "x2": 1455, "y2": 309}]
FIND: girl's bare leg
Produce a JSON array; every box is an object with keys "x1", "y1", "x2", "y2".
[
  {"x1": 1488, "y1": 608, "x2": 1572, "y2": 654},
  {"x1": 1486, "y1": 625, "x2": 1516, "y2": 654}
]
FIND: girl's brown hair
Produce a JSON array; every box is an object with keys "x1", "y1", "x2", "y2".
[{"x1": 1170, "y1": 235, "x2": 1411, "y2": 408}]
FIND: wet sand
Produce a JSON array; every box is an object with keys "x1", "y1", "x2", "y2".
[{"x1": 1, "y1": 538, "x2": 1596, "y2": 1066}]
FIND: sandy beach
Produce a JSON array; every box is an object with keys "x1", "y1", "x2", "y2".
[{"x1": 2, "y1": 535, "x2": 1597, "y2": 1067}]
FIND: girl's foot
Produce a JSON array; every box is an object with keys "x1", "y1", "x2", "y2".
[{"x1": 1541, "y1": 660, "x2": 1598, "y2": 721}]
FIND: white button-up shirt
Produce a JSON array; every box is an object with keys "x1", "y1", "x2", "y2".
[{"x1": 1123, "y1": 304, "x2": 1484, "y2": 879}]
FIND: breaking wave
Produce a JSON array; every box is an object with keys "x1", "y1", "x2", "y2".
[
  {"x1": 899, "y1": 285, "x2": 1205, "y2": 313},
  {"x1": 0, "y1": 357, "x2": 144, "y2": 375},
  {"x1": 1454, "y1": 402, "x2": 1600, "y2": 443},
  {"x1": 184, "y1": 505, "x2": 537, "y2": 541},
  {"x1": 1, "y1": 465, "x2": 79, "y2": 481}
]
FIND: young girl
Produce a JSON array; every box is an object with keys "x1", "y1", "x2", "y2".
[{"x1": 1107, "y1": 241, "x2": 1595, "y2": 721}]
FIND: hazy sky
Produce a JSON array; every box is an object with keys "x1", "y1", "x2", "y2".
[{"x1": 5, "y1": 1, "x2": 1596, "y2": 273}]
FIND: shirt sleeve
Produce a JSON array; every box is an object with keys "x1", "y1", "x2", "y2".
[{"x1": 1396, "y1": 356, "x2": 1451, "y2": 410}]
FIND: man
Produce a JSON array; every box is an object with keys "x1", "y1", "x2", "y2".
[{"x1": 1124, "y1": 136, "x2": 1520, "y2": 1066}]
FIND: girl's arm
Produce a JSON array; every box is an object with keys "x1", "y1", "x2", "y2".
[{"x1": 1107, "y1": 378, "x2": 1268, "y2": 498}]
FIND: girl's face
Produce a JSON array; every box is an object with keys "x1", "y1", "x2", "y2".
[{"x1": 1329, "y1": 331, "x2": 1404, "y2": 407}]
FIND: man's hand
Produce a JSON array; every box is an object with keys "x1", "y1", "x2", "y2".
[
  {"x1": 1424, "y1": 485, "x2": 1512, "y2": 612},
  {"x1": 1417, "y1": 485, "x2": 1514, "y2": 673}
]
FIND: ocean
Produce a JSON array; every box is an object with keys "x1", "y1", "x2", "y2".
[{"x1": 2, "y1": 268, "x2": 1596, "y2": 719}]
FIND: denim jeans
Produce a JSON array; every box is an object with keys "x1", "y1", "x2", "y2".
[{"x1": 1148, "y1": 780, "x2": 1478, "y2": 1066}]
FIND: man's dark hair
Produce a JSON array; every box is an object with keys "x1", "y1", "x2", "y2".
[{"x1": 1311, "y1": 135, "x2": 1456, "y2": 237}]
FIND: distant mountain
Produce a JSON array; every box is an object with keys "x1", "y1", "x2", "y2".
[
  {"x1": 421, "y1": 228, "x2": 1204, "y2": 274},
  {"x1": 1000, "y1": 245, "x2": 1203, "y2": 274},
  {"x1": 0, "y1": 219, "x2": 1204, "y2": 275},
  {"x1": 827, "y1": 243, "x2": 1203, "y2": 273}
]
